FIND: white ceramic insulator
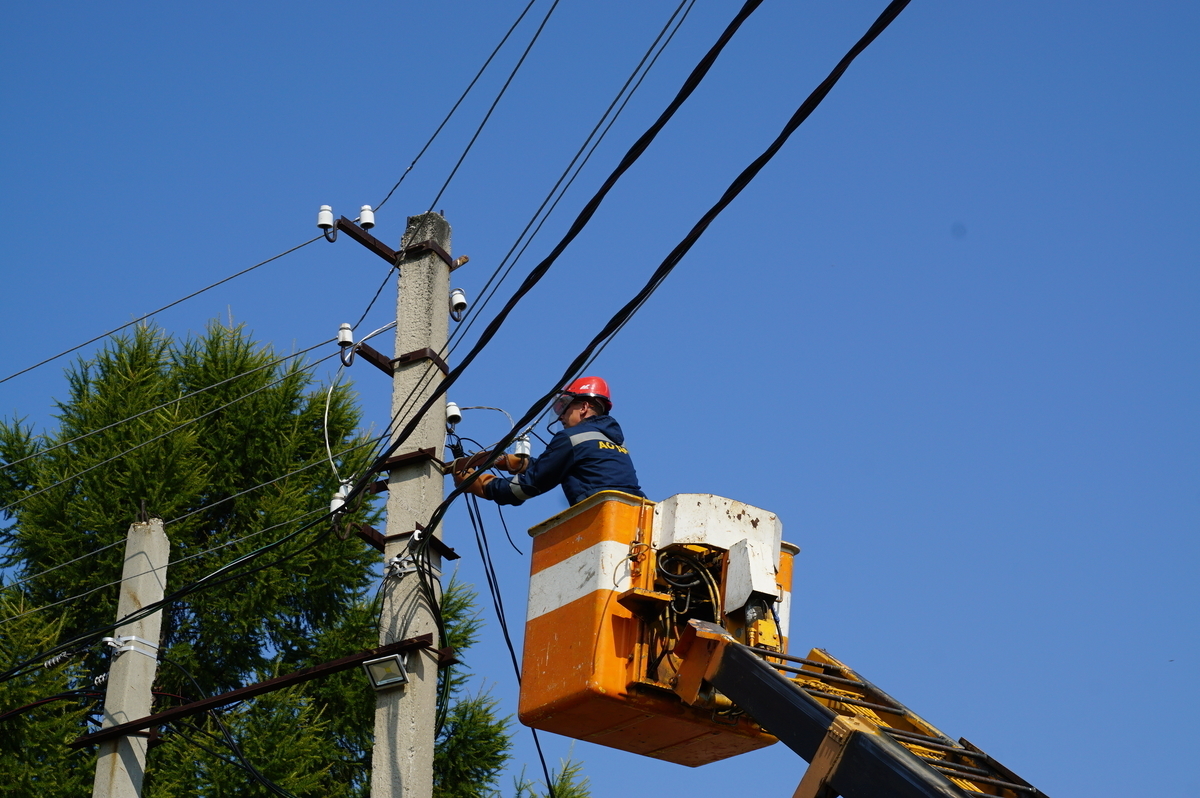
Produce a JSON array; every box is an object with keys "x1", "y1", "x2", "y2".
[
  {"x1": 359, "y1": 205, "x2": 375, "y2": 229},
  {"x1": 338, "y1": 323, "x2": 353, "y2": 346},
  {"x1": 330, "y1": 481, "x2": 350, "y2": 513},
  {"x1": 317, "y1": 205, "x2": 334, "y2": 230},
  {"x1": 449, "y1": 288, "x2": 468, "y2": 322},
  {"x1": 514, "y1": 434, "x2": 532, "y2": 458}
]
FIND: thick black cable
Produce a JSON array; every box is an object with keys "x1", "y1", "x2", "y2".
[
  {"x1": 348, "y1": 0, "x2": 769, "y2": 510},
  {"x1": 495, "y1": 503, "x2": 523, "y2": 555},
  {"x1": 464, "y1": 495, "x2": 555, "y2": 798},
  {"x1": 0, "y1": 689, "x2": 102, "y2": 723},
  {"x1": 374, "y1": 0, "x2": 539, "y2": 215},
  {"x1": 426, "y1": 0, "x2": 562, "y2": 213},
  {"x1": 161, "y1": 657, "x2": 299, "y2": 798},
  {"x1": 0, "y1": 235, "x2": 323, "y2": 387},
  {"x1": 448, "y1": 0, "x2": 697, "y2": 356},
  {"x1": 169, "y1": 724, "x2": 282, "y2": 793},
  {"x1": 464, "y1": 497, "x2": 518, "y2": 676},
  {"x1": 393, "y1": 0, "x2": 914, "y2": 545}
]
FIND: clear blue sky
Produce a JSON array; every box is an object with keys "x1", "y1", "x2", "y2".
[{"x1": 3, "y1": 2, "x2": 1198, "y2": 796}]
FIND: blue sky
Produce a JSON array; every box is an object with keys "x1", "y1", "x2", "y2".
[{"x1": 3, "y1": 2, "x2": 1198, "y2": 796}]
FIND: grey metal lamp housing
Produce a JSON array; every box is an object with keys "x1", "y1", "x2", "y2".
[{"x1": 363, "y1": 654, "x2": 409, "y2": 690}]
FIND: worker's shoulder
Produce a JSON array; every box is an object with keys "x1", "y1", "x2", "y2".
[{"x1": 570, "y1": 414, "x2": 626, "y2": 446}]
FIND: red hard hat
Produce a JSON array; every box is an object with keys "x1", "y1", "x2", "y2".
[{"x1": 555, "y1": 376, "x2": 613, "y2": 414}]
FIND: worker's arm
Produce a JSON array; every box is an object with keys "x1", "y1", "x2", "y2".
[{"x1": 484, "y1": 432, "x2": 575, "y2": 506}]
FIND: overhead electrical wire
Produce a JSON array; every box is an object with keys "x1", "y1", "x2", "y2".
[
  {"x1": 0, "y1": 426, "x2": 377, "y2": 677},
  {"x1": 0, "y1": 0, "x2": 557, "y2": 669},
  {"x1": 324, "y1": 321, "x2": 397, "y2": 480},
  {"x1": 447, "y1": 0, "x2": 697, "y2": 356},
  {"x1": 0, "y1": 0, "x2": 539, "y2": 394},
  {"x1": 0, "y1": 508, "x2": 340, "y2": 684},
  {"x1": 0, "y1": 235, "x2": 324, "y2": 388},
  {"x1": 353, "y1": 7, "x2": 912, "y2": 764},
  {"x1": 0, "y1": 508, "x2": 326, "y2": 626},
  {"x1": 0, "y1": 338, "x2": 335, "y2": 474},
  {"x1": 170, "y1": 723, "x2": 299, "y2": 798},
  {"x1": 0, "y1": 0, "x2": 911, "y2": 714},
  {"x1": 463, "y1": 494, "x2": 556, "y2": 798},
  {"x1": 350, "y1": 0, "x2": 730, "y2": 476},
  {"x1": 398, "y1": 0, "x2": 915, "y2": 545},
  {"x1": 425, "y1": 0, "x2": 562, "y2": 213},
  {"x1": 1, "y1": 538, "x2": 125, "y2": 593},
  {"x1": 164, "y1": 438, "x2": 376, "y2": 525},
  {"x1": 0, "y1": 350, "x2": 340, "y2": 515},
  {"x1": 373, "y1": 0, "x2": 541, "y2": 215},
  {"x1": 361, "y1": 0, "x2": 696, "y2": 448},
  {"x1": 160, "y1": 656, "x2": 301, "y2": 798},
  {"x1": 0, "y1": 689, "x2": 103, "y2": 723},
  {"x1": 0, "y1": 0, "x2": 540, "y2": 396},
  {"x1": 347, "y1": 0, "x2": 772, "y2": 501}
]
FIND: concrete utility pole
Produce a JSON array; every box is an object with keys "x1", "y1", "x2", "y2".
[
  {"x1": 92, "y1": 518, "x2": 169, "y2": 798},
  {"x1": 371, "y1": 212, "x2": 452, "y2": 798}
]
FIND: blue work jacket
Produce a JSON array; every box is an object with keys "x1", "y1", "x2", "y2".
[{"x1": 485, "y1": 414, "x2": 643, "y2": 506}]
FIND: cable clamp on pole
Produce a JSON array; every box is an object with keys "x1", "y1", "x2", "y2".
[{"x1": 102, "y1": 635, "x2": 159, "y2": 661}]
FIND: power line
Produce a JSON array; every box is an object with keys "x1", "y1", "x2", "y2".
[
  {"x1": 0, "y1": 235, "x2": 323, "y2": 387},
  {"x1": 349, "y1": 0, "x2": 771, "y2": 503},
  {"x1": 464, "y1": 494, "x2": 556, "y2": 797},
  {"x1": 0, "y1": 509, "x2": 338, "y2": 684},
  {"x1": 0, "y1": 337, "x2": 335, "y2": 474},
  {"x1": 447, "y1": 0, "x2": 697, "y2": 357},
  {"x1": 1, "y1": 538, "x2": 125, "y2": 593},
  {"x1": 373, "y1": 0, "x2": 540, "y2": 215},
  {"x1": 412, "y1": 0, "x2": 914, "y2": 544},
  {"x1": 161, "y1": 656, "x2": 301, "y2": 798},
  {"x1": 411, "y1": 0, "x2": 694, "y2": 383},
  {"x1": 351, "y1": 0, "x2": 751, "y2": 479},
  {"x1": 165, "y1": 438, "x2": 377, "y2": 525},
  {"x1": 426, "y1": 0, "x2": 562, "y2": 212},
  {"x1": 0, "y1": 351, "x2": 339, "y2": 515},
  {"x1": 0, "y1": 508, "x2": 327, "y2": 626}
]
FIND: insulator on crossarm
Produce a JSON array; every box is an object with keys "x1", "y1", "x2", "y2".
[{"x1": 317, "y1": 205, "x2": 334, "y2": 230}]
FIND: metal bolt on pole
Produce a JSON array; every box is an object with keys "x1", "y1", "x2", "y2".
[
  {"x1": 92, "y1": 518, "x2": 169, "y2": 798},
  {"x1": 371, "y1": 212, "x2": 452, "y2": 798}
]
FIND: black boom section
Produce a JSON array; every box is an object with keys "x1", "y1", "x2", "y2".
[
  {"x1": 709, "y1": 638, "x2": 835, "y2": 760},
  {"x1": 709, "y1": 639, "x2": 973, "y2": 798}
]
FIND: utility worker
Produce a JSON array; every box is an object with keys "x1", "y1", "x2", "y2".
[{"x1": 455, "y1": 376, "x2": 643, "y2": 506}]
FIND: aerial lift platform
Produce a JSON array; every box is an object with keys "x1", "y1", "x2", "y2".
[{"x1": 518, "y1": 492, "x2": 1048, "y2": 798}]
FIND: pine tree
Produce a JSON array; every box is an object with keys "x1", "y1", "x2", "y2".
[{"x1": 0, "y1": 321, "x2": 559, "y2": 797}]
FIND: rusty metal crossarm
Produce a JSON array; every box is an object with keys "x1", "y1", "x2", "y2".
[{"x1": 70, "y1": 634, "x2": 434, "y2": 749}]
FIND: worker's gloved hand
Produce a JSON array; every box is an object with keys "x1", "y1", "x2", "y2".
[
  {"x1": 463, "y1": 472, "x2": 494, "y2": 498},
  {"x1": 452, "y1": 451, "x2": 491, "y2": 476},
  {"x1": 494, "y1": 454, "x2": 530, "y2": 474}
]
